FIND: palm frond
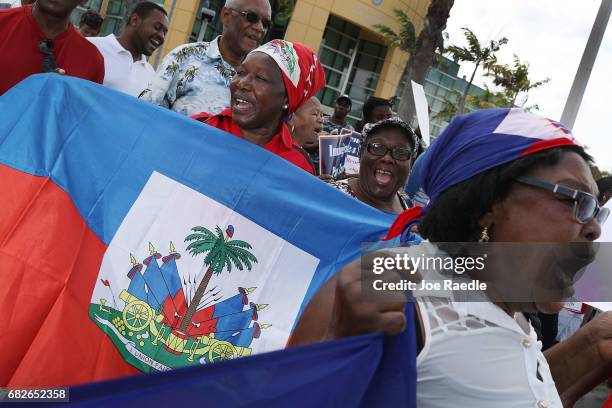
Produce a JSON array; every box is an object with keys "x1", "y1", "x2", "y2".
[
  {"x1": 186, "y1": 241, "x2": 216, "y2": 255},
  {"x1": 374, "y1": 10, "x2": 415, "y2": 52},
  {"x1": 214, "y1": 226, "x2": 225, "y2": 240},
  {"x1": 226, "y1": 240, "x2": 253, "y2": 250},
  {"x1": 225, "y1": 250, "x2": 244, "y2": 271},
  {"x1": 231, "y1": 247, "x2": 258, "y2": 270},
  {"x1": 373, "y1": 24, "x2": 401, "y2": 48}
]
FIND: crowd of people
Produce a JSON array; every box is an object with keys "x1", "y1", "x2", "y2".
[{"x1": 1, "y1": 0, "x2": 612, "y2": 406}]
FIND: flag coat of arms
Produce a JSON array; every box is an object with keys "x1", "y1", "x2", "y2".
[{"x1": 0, "y1": 75, "x2": 414, "y2": 387}]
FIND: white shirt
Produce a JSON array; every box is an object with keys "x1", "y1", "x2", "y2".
[
  {"x1": 416, "y1": 298, "x2": 562, "y2": 408},
  {"x1": 87, "y1": 34, "x2": 154, "y2": 97},
  {"x1": 0, "y1": 0, "x2": 21, "y2": 8}
]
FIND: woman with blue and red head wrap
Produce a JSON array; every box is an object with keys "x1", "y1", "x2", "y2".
[{"x1": 293, "y1": 108, "x2": 612, "y2": 407}]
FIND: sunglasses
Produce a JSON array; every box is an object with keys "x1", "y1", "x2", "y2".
[
  {"x1": 515, "y1": 176, "x2": 610, "y2": 225},
  {"x1": 228, "y1": 8, "x2": 271, "y2": 31},
  {"x1": 38, "y1": 39, "x2": 57, "y2": 73},
  {"x1": 366, "y1": 142, "x2": 412, "y2": 161}
]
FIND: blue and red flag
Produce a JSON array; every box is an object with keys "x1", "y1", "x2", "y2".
[{"x1": 0, "y1": 74, "x2": 419, "y2": 404}]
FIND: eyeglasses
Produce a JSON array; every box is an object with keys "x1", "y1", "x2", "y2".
[
  {"x1": 228, "y1": 8, "x2": 271, "y2": 31},
  {"x1": 515, "y1": 176, "x2": 609, "y2": 225},
  {"x1": 38, "y1": 39, "x2": 57, "y2": 73},
  {"x1": 366, "y1": 142, "x2": 412, "y2": 161}
]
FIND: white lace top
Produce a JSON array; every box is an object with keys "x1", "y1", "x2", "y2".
[{"x1": 416, "y1": 297, "x2": 563, "y2": 408}]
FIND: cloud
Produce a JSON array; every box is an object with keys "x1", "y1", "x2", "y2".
[{"x1": 444, "y1": 0, "x2": 612, "y2": 171}]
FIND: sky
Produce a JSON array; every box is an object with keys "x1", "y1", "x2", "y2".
[{"x1": 443, "y1": 0, "x2": 611, "y2": 172}]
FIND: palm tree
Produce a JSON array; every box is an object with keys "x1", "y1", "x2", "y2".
[
  {"x1": 445, "y1": 28, "x2": 508, "y2": 115},
  {"x1": 487, "y1": 54, "x2": 550, "y2": 107},
  {"x1": 375, "y1": 2, "x2": 454, "y2": 123},
  {"x1": 180, "y1": 225, "x2": 258, "y2": 331}
]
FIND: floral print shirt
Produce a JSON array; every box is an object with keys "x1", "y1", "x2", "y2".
[{"x1": 140, "y1": 36, "x2": 236, "y2": 116}]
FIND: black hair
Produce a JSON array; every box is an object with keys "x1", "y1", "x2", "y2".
[
  {"x1": 419, "y1": 146, "x2": 593, "y2": 242},
  {"x1": 355, "y1": 97, "x2": 392, "y2": 132},
  {"x1": 361, "y1": 120, "x2": 416, "y2": 154},
  {"x1": 362, "y1": 97, "x2": 392, "y2": 122},
  {"x1": 79, "y1": 10, "x2": 103, "y2": 29},
  {"x1": 130, "y1": 1, "x2": 167, "y2": 21},
  {"x1": 597, "y1": 176, "x2": 612, "y2": 204}
]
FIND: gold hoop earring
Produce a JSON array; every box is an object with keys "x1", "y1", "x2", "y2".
[{"x1": 479, "y1": 226, "x2": 490, "y2": 243}]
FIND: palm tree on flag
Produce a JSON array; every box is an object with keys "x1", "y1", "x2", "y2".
[{"x1": 180, "y1": 225, "x2": 258, "y2": 331}]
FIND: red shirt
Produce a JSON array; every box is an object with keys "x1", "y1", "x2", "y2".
[
  {"x1": 0, "y1": 5, "x2": 104, "y2": 95},
  {"x1": 193, "y1": 108, "x2": 316, "y2": 175}
]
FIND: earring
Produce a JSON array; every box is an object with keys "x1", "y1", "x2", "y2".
[
  {"x1": 283, "y1": 104, "x2": 288, "y2": 110},
  {"x1": 479, "y1": 226, "x2": 490, "y2": 243}
]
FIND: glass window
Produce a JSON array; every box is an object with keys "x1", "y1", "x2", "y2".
[
  {"x1": 440, "y1": 75, "x2": 454, "y2": 89},
  {"x1": 320, "y1": 47, "x2": 335, "y2": 67},
  {"x1": 327, "y1": 15, "x2": 344, "y2": 31},
  {"x1": 427, "y1": 70, "x2": 441, "y2": 83},
  {"x1": 433, "y1": 99, "x2": 443, "y2": 112},
  {"x1": 189, "y1": 0, "x2": 223, "y2": 42},
  {"x1": 355, "y1": 54, "x2": 378, "y2": 72},
  {"x1": 318, "y1": 87, "x2": 338, "y2": 107},
  {"x1": 326, "y1": 70, "x2": 342, "y2": 88},
  {"x1": 333, "y1": 53, "x2": 349, "y2": 70},
  {"x1": 325, "y1": 30, "x2": 341, "y2": 50},
  {"x1": 70, "y1": 0, "x2": 103, "y2": 27},
  {"x1": 338, "y1": 35, "x2": 355, "y2": 55},
  {"x1": 436, "y1": 87, "x2": 447, "y2": 98}
]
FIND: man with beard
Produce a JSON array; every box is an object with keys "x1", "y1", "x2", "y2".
[
  {"x1": 140, "y1": 0, "x2": 271, "y2": 116},
  {"x1": 0, "y1": 0, "x2": 104, "y2": 95},
  {"x1": 88, "y1": 2, "x2": 168, "y2": 97}
]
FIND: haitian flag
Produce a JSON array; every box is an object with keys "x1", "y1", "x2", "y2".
[{"x1": 0, "y1": 74, "x2": 418, "y2": 401}]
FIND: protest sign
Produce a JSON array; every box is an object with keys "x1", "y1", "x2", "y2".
[
  {"x1": 411, "y1": 81, "x2": 430, "y2": 146},
  {"x1": 319, "y1": 134, "x2": 352, "y2": 177},
  {"x1": 339, "y1": 129, "x2": 362, "y2": 174}
]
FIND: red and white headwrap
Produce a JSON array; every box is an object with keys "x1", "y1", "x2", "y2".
[{"x1": 249, "y1": 39, "x2": 326, "y2": 115}]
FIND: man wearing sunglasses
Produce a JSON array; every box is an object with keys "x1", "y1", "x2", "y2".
[
  {"x1": 141, "y1": 0, "x2": 271, "y2": 117},
  {"x1": 0, "y1": 0, "x2": 104, "y2": 95}
]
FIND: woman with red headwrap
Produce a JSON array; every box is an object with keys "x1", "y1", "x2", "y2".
[{"x1": 193, "y1": 39, "x2": 326, "y2": 174}]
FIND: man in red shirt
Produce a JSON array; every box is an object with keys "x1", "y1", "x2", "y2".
[{"x1": 0, "y1": 0, "x2": 104, "y2": 95}]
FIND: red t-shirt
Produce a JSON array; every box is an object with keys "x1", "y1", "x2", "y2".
[
  {"x1": 193, "y1": 108, "x2": 316, "y2": 175},
  {"x1": 0, "y1": 5, "x2": 104, "y2": 95}
]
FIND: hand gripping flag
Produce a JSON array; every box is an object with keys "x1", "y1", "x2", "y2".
[{"x1": 0, "y1": 74, "x2": 418, "y2": 405}]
